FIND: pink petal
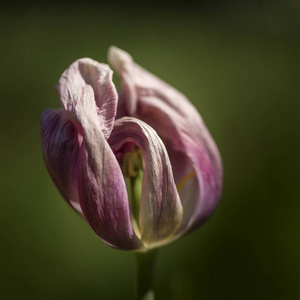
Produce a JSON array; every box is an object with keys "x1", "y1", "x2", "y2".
[
  {"x1": 74, "y1": 89, "x2": 142, "y2": 250},
  {"x1": 109, "y1": 117, "x2": 183, "y2": 247},
  {"x1": 108, "y1": 46, "x2": 223, "y2": 237}
]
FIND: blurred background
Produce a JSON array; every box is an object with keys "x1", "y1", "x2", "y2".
[{"x1": 1, "y1": 0, "x2": 299, "y2": 299}]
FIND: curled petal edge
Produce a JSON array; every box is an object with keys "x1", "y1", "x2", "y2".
[{"x1": 56, "y1": 58, "x2": 118, "y2": 139}]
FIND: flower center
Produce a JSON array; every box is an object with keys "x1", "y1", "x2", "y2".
[
  {"x1": 121, "y1": 149, "x2": 144, "y2": 231},
  {"x1": 121, "y1": 149, "x2": 143, "y2": 177}
]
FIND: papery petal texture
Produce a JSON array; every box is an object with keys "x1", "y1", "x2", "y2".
[
  {"x1": 56, "y1": 58, "x2": 118, "y2": 139},
  {"x1": 42, "y1": 47, "x2": 222, "y2": 251},
  {"x1": 109, "y1": 117, "x2": 183, "y2": 247},
  {"x1": 108, "y1": 46, "x2": 223, "y2": 237}
]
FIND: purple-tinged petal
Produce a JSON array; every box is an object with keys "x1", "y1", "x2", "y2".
[
  {"x1": 74, "y1": 90, "x2": 142, "y2": 250},
  {"x1": 56, "y1": 58, "x2": 118, "y2": 139},
  {"x1": 109, "y1": 117, "x2": 183, "y2": 247},
  {"x1": 108, "y1": 46, "x2": 222, "y2": 237},
  {"x1": 41, "y1": 109, "x2": 82, "y2": 214}
]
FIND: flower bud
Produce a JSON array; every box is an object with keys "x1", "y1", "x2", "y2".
[{"x1": 41, "y1": 47, "x2": 222, "y2": 251}]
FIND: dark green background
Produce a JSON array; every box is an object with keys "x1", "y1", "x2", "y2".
[{"x1": 1, "y1": 1, "x2": 299, "y2": 299}]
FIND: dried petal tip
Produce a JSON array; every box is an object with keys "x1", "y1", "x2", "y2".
[{"x1": 108, "y1": 46, "x2": 133, "y2": 74}]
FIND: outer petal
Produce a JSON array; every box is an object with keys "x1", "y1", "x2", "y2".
[
  {"x1": 56, "y1": 58, "x2": 118, "y2": 139},
  {"x1": 41, "y1": 108, "x2": 82, "y2": 213},
  {"x1": 74, "y1": 88, "x2": 142, "y2": 250},
  {"x1": 108, "y1": 117, "x2": 183, "y2": 248},
  {"x1": 108, "y1": 46, "x2": 222, "y2": 236}
]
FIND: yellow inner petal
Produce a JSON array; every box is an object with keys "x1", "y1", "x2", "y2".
[{"x1": 177, "y1": 171, "x2": 196, "y2": 192}]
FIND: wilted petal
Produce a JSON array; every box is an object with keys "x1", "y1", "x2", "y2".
[
  {"x1": 41, "y1": 109, "x2": 82, "y2": 213},
  {"x1": 109, "y1": 117, "x2": 183, "y2": 247},
  {"x1": 74, "y1": 90, "x2": 142, "y2": 250},
  {"x1": 108, "y1": 46, "x2": 222, "y2": 237},
  {"x1": 56, "y1": 58, "x2": 118, "y2": 139}
]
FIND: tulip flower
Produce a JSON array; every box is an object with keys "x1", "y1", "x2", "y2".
[{"x1": 41, "y1": 47, "x2": 222, "y2": 252}]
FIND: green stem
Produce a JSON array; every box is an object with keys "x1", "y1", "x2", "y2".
[{"x1": 135, "y1": 250, "x2": 157, "y2": 300}]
